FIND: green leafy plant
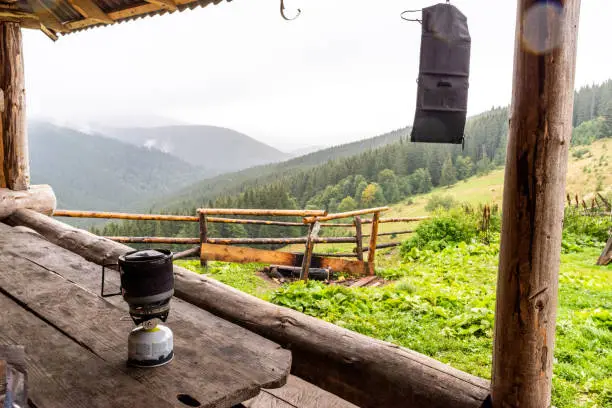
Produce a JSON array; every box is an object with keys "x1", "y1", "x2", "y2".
[{"x1": 400, "y1": 208, "x2": 480, "y2": 253}]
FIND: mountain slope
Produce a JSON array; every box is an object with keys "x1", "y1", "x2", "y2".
[
  {"x1": 29, "y1": 122, "x2": 207, "y2": 211},
  {"x1": 105, "y1": 125, "x2": 286, "y2": 173},
  {"x1": 156, "y1": 126, "x2": 409, "y2": 209}
]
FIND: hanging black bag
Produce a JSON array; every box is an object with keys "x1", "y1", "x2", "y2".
[{"x1": 407, "y1": 2, "x2": 471, "y2": 144}]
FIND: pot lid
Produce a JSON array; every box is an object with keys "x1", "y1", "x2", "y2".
[{"x1": 123, "y1": 249, "x2": 169, "y2": 262}]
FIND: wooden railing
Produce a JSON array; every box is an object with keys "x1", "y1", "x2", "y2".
[{"x1": 53, "y1": 208, "x2": 429, "y2": 278}]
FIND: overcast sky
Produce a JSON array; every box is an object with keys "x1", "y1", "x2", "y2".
[{"x1": 23, "y1": 0, "x2": 612, "y2": 151}]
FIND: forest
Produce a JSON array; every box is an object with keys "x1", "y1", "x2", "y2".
[{"x1": 93, "y1": 80, "x2": 612, "y2": 241}]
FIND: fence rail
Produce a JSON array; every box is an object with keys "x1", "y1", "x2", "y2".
[{"x1": 55, "y1": 207, "x2": 429, "y2": 278}]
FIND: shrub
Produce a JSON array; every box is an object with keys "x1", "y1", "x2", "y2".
[
  {"x1": 564, "y1": 207, "x2": 611, "y2": 243},
  {"x1": 425, "y1": 194, "x2": 457, "y2": 212},
  {"x1": 401, "y1": 208, "x2": 480, "y2": 254},
  {"x1": 572, "y1": 147, "x2": 591, "y2": 159}
]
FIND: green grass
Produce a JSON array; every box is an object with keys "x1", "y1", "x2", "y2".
[
  {"x1": 272, "y1": 244, "x2": 610, "y2": 407},
  {"x1": 176, "y1": 260, "x2": 276, "y2": 299}
]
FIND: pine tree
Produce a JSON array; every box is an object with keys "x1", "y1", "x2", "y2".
[
  {"x1": 455, "y1": 156, "x2": 474, "y2": 180},
  {"x1": 440, "y1": 155, "x2": 458, "y2": 187}
]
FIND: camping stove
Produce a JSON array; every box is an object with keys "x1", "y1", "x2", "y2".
[{"x1": 117, "y1": 249, "x2": 175, "y2": 367}]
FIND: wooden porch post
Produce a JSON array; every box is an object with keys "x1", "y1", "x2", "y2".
[
  {"x1": 199, "y1": 212, "x2": 208, "y2": 267},
  {"x1": 367, "y1": 211, "x2": 380, "y2": 275},
  {"x1": 0, "y1": 22, "x2": 29, "y2": 191},
  {"x1": 300, "y1": 221, "x2": 320, "y2": 281},
  {"x1": 491, "y1": 1, "x2": 581, "y2": 407},
  {"x1": 353, "y1": 216, "x2": 364, "y2": 262}
]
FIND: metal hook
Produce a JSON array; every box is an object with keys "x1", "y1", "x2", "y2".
[
  {"x1": 400, "y1": 9, "x2": 422, "y2": 24},
  {"x1": 280, "y1": 0, "x2": 301, "y2": 21}
]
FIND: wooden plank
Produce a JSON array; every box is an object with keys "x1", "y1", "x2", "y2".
[
  {"x1": 0, "y1": 224, "x2": 291, "y2": 407},
  {"x1": 0, "y1": 293, "x2": 173, "y2": 408},
  {"x1": 597, "y1": 236, "x2": 612, "y2": 266},
  {"x1": 66, "y1": 0, "x2": 114, "y2": 24},
  {"x1": 207, "y1": 216, "x2": 305, "y2": 227},
  {"x1": 243, "y1": 392, "x2": 295, "y2": 408},
  {"x1": 105, "y1": 236, "x2": 200, "y2": 244},
  {"x1": 258, "y1": 375, "x2": 359, "y2": 408},
  {"x1": 377, "y1": 216, "x2": 429, "y2": 224},
  {"x1": 315, "y1": 257, "x2": 364, "y2": 277},
  {"x1": 367, "y1": 212, "x2": 380, "y2": 275},
  {"x1": 199, "y1": 208, "x2": 326, "y2": 217},
  {"x1": 207, "y1": 237, "x2": 356, "y2": 245},
  {"x1": 54, "y1": 209, "x2": 199, "y2": 222},
  {"x1": 303, "y1": 207, "x2": 389, "y2": 223},
  {"x1": 145, "y1": 0, "x2": 178, "y2": 11},
  {"x1": 173, "y1": 246, "x2": 200, "y2": 260},
  {"x1": 363, "y1": 229, "x2": 413, "y2": 237},
  {"x1": 354, "y1": 216, "x2": 363, "y2": 262},
  {"x1": 300, "y1": 222, "x2": 320, "y2": 281},
  {"x1": 0, "y1": 22, "x2": 29, "y2": 190},
  {"x1": 492, "y1": 1, "x2": 581, "y2": 407},
  {"x1": 4, "y1": 211, "x2": 490, "y2": 408},
  {"x1": 201, "y1": 243, "x2": 365, "y2": 276},
  {"x1": 350, "y1": 276, "x2": 377, "y2": 288},
  {"x1": 202, "y1": 243, "x2": 296, "y2": 265},
  {"x1": 0, "y1": 184, "x2": 56, "y2": 219},
  {"x1": 360, "y1": 242, "x2": 402, "y2": 252},
  {"x1": 597, "y1": 192, "x2": 611, "y2": 211}
]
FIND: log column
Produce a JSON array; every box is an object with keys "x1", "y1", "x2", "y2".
[
  {"x1": 492, "y1": 1, "x2": 581, "y2": 407},
  {"x1": 0, "y1": 21, "x2": 29, "y2": 191}
]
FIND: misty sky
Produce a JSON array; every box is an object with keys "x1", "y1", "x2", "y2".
[{"x1": 23, "y1": 0, "x2": 611, "y2": 151}]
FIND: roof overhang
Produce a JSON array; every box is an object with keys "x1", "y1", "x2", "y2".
[{"x1": 0, "y1": 0, "x2": 228, "y2": 40}]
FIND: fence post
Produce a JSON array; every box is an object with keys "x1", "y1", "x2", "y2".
[
  {"x1": 354, "y1": 216, "x2": 364, "y2": 263},
  {"x1": 199, "y1": 212, "x2": 208, "y2": 267},
  {"x1": 300, "y1": 221, "x2": 320, "y2": 281},
  {"x1": 367, "y1": 212, "x2": 380, "y2": 276}
]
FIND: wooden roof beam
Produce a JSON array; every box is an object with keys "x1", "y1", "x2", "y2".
[
  {"x1": 67, "y1": 0, "x2": 113, "y2": 24},
  {"x1": 144, "y1": 0, "x2": 177, "y2": 12},
  {"x1": 25, "y1": 0, "x2": 65, "y2": 32},
  {"x1": 65, "y1": 3, "x2": 161, "y2": 30}
]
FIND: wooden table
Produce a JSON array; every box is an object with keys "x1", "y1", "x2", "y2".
[{"x1": 0, "y1": 223, "x2": 291, "y2": 408}]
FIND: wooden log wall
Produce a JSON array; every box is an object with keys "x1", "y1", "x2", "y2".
[
  {"x1": 4, "y1": 209, "x2": 492, "y2": 408},
  {"x1": 492, "y1": 1, "x2": 581, "y2": 407},
  {"x1": 0, "y1": 22, "x2": 29, "y2": 191},
  {"x1": 0, "y1": 185, "x2": 56, "y2": 219}
]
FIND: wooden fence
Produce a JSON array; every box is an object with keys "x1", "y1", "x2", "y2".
[
  {"x1": 53, "y1": 208, "x2": 428, "y2": 278},
  {"x1": 566, "y1": 192, "x2": 612, "y2": 214}
]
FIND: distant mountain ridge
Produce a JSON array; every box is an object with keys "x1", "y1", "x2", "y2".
[
  {"x1": 29, "y1": 121, "x2": 207, "y2": 212},
  {"x1": 104, "y1": 125, "x2": 287, "y2": 172}
]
